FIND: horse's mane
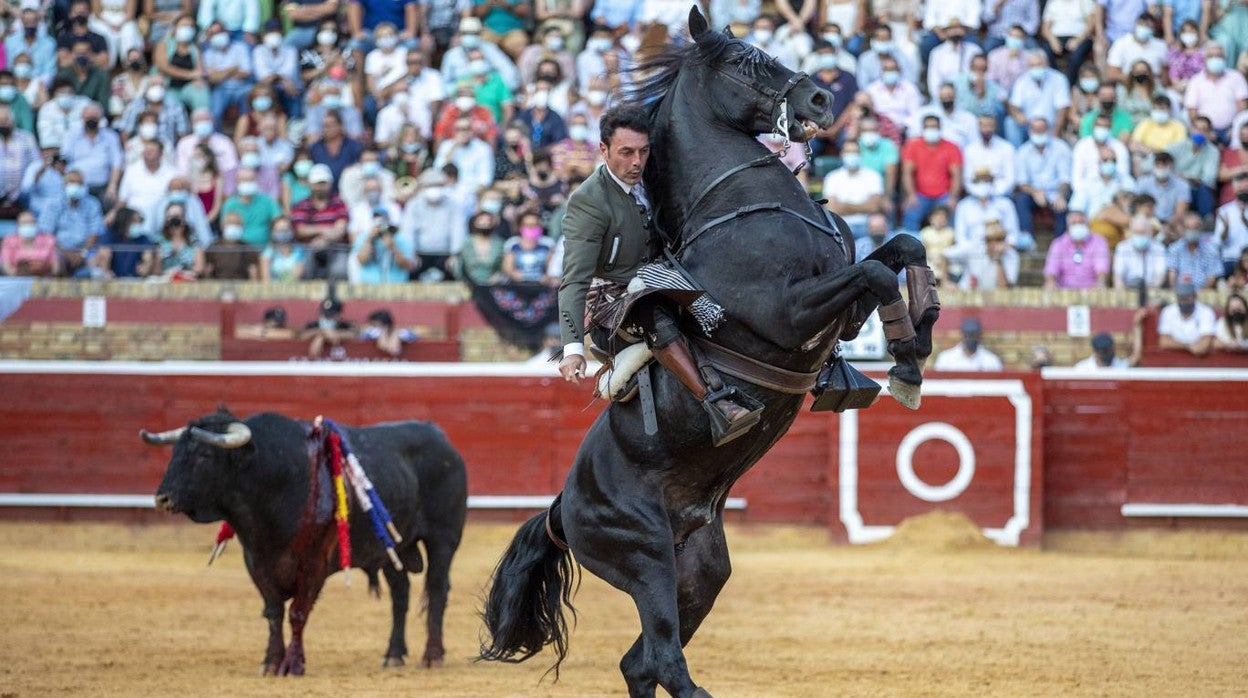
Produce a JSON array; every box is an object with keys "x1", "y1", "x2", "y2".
[{"x1": 620, "y1": 29, "x2": 774, "y2": 120}]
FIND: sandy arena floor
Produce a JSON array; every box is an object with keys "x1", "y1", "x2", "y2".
[{"x1": 1, "y1": 514, "x2": 1245, "y2": 697}]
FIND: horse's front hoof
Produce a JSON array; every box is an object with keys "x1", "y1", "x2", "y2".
[
  {"x1": 381, "y1": 655, "x2": 405, "y2": 668},
  {"x1": 888, "y1": 373, "x2": 922, "y2": 410},
  {"x1": 421, "y1": 649, "x2": 445, "y2": 668}
]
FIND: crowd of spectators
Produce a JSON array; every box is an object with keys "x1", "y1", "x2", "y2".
[{"x1": 0, "y1": 0, "x2": 1246, "y2": 321}]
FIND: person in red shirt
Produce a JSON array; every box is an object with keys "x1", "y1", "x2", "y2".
[
  {"x1": 431, "y1": 85, "x2": 498, "y2": 148},
  {"x1": 901, "y1": 114, "x2": 963, "y2": 233},
  {"x1": 291, "y1": 164, "x2": 350, "y2": 278}
]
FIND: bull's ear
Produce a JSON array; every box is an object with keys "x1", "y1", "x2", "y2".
[
  {"x1": 723, "y1": 24, "x2": 734, "y2": 38},
  {"x1": 688, "y1": 5, "x2": 708, "y2": 40}
]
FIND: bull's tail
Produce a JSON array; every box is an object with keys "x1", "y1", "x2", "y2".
[{"x1": 478, "y1": 506, "x2": 578, "y2": 678}]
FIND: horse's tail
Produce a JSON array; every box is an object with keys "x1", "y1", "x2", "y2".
[{"x1": 478, "y1": 505, "x2": 578, "y2": 678}]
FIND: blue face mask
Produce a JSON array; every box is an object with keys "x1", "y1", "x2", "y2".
[
  {"x1": 1192, "y1": 133, "x2": 1208, "y2": 147},
  {"x1": 252, "y1": 96, "x2": 272, "y2": 112}
]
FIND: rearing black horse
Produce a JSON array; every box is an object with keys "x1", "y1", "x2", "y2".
[{"x1": 480, "y1": 8, "x2": 939, "y2": 697}]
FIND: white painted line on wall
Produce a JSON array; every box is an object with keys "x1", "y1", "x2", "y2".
[
  {"x1": 1042, "y1": 367, "x2": 1248, "y2": 382},
  {"x1": 0, "y1": 492, "x2": 747, "y2": 511},
  {"x1": 1121, "y1": 503, "x2": 1248, "y2": 518}
]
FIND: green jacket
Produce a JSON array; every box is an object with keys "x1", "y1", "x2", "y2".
[{"x1": 557, "y1": 163, "x2": 653, "y2": 348}]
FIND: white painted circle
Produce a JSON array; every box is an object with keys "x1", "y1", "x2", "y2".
[{"x1": 895, "y1": 422, "x2": 975, "y2": 502}]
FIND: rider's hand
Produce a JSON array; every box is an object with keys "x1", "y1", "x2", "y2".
[{"x1": 559, "y1": 354, "x2": 587, "y2": 384}]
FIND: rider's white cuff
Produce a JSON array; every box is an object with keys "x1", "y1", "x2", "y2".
[{"x1": 563, "y1": 342, "x2": 584, "y2": 359}]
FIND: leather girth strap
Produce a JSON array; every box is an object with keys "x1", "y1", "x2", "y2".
[{"x1": 690, "y1": 336, "x2": 820, "y2": 395}]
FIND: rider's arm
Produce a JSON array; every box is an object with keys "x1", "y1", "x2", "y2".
[{"x1": 557, "y1": 188, "x2": 609, "y2": 358}]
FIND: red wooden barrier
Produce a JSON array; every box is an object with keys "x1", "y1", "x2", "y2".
[{"x1": 3, "y1": 363, "x2": 1246, "y2": 541}]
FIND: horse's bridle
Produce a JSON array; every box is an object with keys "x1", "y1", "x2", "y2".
[{"x1": 709, "y1": 63, "x2": 810, "y2": 156}]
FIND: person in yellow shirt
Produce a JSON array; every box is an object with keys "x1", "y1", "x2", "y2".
[{"x1": 1131, "y1": 94, "x2": 1188, "y2": 152}]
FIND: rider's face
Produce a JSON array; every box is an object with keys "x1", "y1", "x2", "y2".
[{"x1": 601, "y1": 128, "x2": 650, "y2": 186}]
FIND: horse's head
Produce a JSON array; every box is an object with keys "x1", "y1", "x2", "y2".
[{"x1": 683, "y1": 6, "x2": 834, "y2": 142}]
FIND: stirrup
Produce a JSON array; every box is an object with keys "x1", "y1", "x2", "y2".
[{"x1": 701, "y1": 386, "x2": 764, "y2": 447}]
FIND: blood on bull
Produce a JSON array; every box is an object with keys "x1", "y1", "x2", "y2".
[{"x1": 142, "y1": 408, "x2": 467, "y2": 675}]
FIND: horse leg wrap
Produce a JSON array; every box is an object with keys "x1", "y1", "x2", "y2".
[
  {"x1": 878, "y1": 299, "x2": 916, "y2": 343},
  {"x1": 906, "y1": 265, "x2": 941, "y2": 326}
]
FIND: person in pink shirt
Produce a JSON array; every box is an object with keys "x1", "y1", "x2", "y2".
[
  {"x1": 1, "y1": 211, "x2": 59, "y2": 276},
  {"x1": 1043, "y1": 209, "x2": 1110, "y2": 289},
  {"x1": 1182, "y1": 43, "x2": 1248, "y2": 143}
]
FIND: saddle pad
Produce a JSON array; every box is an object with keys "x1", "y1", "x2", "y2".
[{"x1": 597, "y1": 343, "x2": 654, "y2": 402}]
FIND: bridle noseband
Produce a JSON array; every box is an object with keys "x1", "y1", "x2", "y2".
[{"x1": 710, "y1": 62, "x2": 809, "y2": 157}]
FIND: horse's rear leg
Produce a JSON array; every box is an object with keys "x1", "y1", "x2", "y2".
[{"x1": 568, "y1": 506, "x2": 701, "y2": 697}]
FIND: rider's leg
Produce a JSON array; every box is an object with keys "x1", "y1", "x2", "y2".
[{"x1": 640, "y1": 299, "x2": 761, "y2": 446}]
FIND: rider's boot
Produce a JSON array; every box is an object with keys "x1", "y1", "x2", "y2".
[
  {"x1": 905, "y1": 264, "x2": 941, "y2": 359},
  {"x1": 651, "y1": 338, "x2": 763, "y2": 447}
]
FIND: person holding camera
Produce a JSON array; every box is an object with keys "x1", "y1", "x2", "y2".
[{"x1": 353, "y1": 208, "x2": 415, "y2": 284}]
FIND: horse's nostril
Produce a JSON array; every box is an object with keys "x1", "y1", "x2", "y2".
[{"x1": 811, "y1": 92, "x2": 828, "y2": 107}]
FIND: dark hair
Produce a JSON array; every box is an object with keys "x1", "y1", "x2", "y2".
[
  {"x1": 263, "y1": 306, "x2": 287, "y2": 327},
  {"x1": 599, "y1": 105, "x2": 650, "y2": 146},
  {"x1": 1152, "y1": 94, "x2": 1171, "y2": 108},
  {"x1": 1153, "y1": 151, "x2": 1173, "y2": 166},
  {"x1": 50, "y1": 77, "x2": 74, "y2": 94},
  {"x1": 367, "y1": 309, "x2": 394, "y2": 328}
]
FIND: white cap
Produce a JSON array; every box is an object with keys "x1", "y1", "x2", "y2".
[
  {"x1": 308, "y1": 164, "x2": 334, "y2": 184},
  {"x1": 459, "y1": 17, "x2": 483, "y2": 34}
]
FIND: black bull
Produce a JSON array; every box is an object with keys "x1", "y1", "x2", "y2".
[{"x1": 143, "y1": 410, "x2": 467, "y2": 675}]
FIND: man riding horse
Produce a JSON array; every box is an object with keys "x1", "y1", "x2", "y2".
[{"x1": 556, "y1": 106, "x2": 764, "y2": 446}]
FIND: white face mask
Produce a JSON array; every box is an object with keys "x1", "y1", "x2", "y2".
[
  {"x1": 752, "y1": 29, "x2": 773, "y2": 43},
  {"x1": 454, "y1": 96, "x2": 475, "y2": 111},
  {"x1": 530, "y1": 91, "x2": 549, "y2": 109},
  {"x1": 569, "y1": 124, "x2": 589, "y2": 141},
  {"x1": 969, "y1": 182, "x2": 993, "y2": 199},
  {"x1": 424, "y1": 186, "x2": 445, "y2": 203},
  {"x1": 223, "y1": 224, "x2": 244, "y2": 241},
  {"x1": 1069, "y1": 224, "x2": 1090, "y2": 241},
  {"x1": 146, "y1": 85, "x2": 165, "y2": 103},
  {"x1": 544, "y1": 36, "x2": 564, "y2": 51},
  {"x1": 264, "y1": 33, "x2": 282, "y2": 50},
  {"x1": 586, "y1": 90, "x2": 607, "y2": 106},
  {"x1": 138, "y1": 122, "x2": 159, "y2": 140},
  {"x1": 317, "y1": 30, "x2": 337, "y2": 47}
]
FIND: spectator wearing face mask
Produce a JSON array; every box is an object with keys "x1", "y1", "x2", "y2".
[
  {"x1": 1214, "y1": 171, "x2": 1248, "y2": 276},
  {"x1": 953, "y1": 168, "x2": 1022, "y2": 257},
  {"x1": 900, "y1": 114, "x2": 962, "y2": 234},
  {"x1": 926, "y1": 18, "x2": 982, "y2": 98},
  {"x1": 6, "y1": 4, "x2": 57, "y2": 87},
  {"x1": 0, "y1": 70, "x2": 34, "y2": 135},
  {"x1": 518, "y1": 26, "x2": 576, "y2": 86},
  {"x1": 1135, "y1": 151, "x2": 1191, "y2": 223},
  {"x1": 40, "y1": 169, "x2": 104, "y2": 275},
  {"x1": 119, "y1": 76, "x2": 189, "y2": 146},
  {"x1": 433, "y1": 116, "x2": 496, "y2": 193},
  {"x1": 21, "y1": 147, "x2": 66, "y2": 221},
  {"x1": 1, "y1": 211, "x2": 59, "y2": 276},
  {"x1": 60, "y1": 102, "x2": 123, "y2": 205},
  {"x1": 440, "y1": 17, "x2": 520, "y2": 90},
  {"x1": 400, "y1": 169, "x2": 465, "y2": 282},
  {"x1": 260, "y1": 217, "x2": 307, "y2": 282},
  {"x1": 864, "y1": 55, "x2": 921, "y2": 136},
  {"x1": 291, "y1": 164, "x2": 350, "y2": 278},
  {"x1": 203, "y1": 210, "x2": 261, "y2": 280},
  {"x1": 959, "y1": 221, "x2": 1019, "y2": 291},
  {"x1": 857, "y1": 23, "x2": 919, "y2": 87},
  {"x1": 1166, "y1": 212, "x2": 1221, "y2": 289},
  {"x1": 986, "y1": 25, "x2": 1032, "y2": 92},
  {"x1": 1015, "y1": 117, "x2": 1074, "y2": 241},
  {"x1": 1158, "y1": 281, "x2": 1217, "y2": 355},
  {"x1": 933, "y1": 318, "x2": 1003, "y2": 372},
  {"x1": 55, "y1": 38, "x2": 111, "y2": 108},
  {"x1": 1113, "y1": 215, "x2": 1168, "y2": 289},
  {"x1": 201, "y1": 22, "x2": 255, "y2": 131},
  {"x1": 348, "y1": 175, "x2": 403, "y2": 243},
  {"x1": 1073, "y1": 332, "x2": 1134, "y2": 370},
  {"x1": 1215, "y1": 294, "x2": 1248, "y2": 352},
  {"x1": 550, "y1": 113, "x2": 601, "y2": 181},
  {"x1": 516, "y1": 79, "x2": 568, "y2": 150},
  {"x1": 147, "y1": 175, "x2": 214, "y2": 248},
  {"x1": 576, "y1": 26, "x2": 625, "y2": 95},
  {"x1": 502, "y1": 210, "x2": 557, "y2": 285},
  {"x1": 1006, "y1": 51, "x2": 1071, "y2": 147},
  {"x1": 153, "y1": 15, "x2": 212, "y2": 113},
  {"x1": 433, "y1": 85, "x2": 499, "y2": 146},
  {"x1": 253, "y1": 20, "x2": 303, "y2": 118},
  {"x1": 338, "y1": 150, "x2": 397, "y2": 210},
  {"x1": 1183, "y1": 44, "x2": 1248, "y2": 144},
  {"x1": 302, "y1": 296, "x2": 356, "y2": 358},
  {"x1": 822, "y1": 141, "x2": 884, "y2": 241},
  {"x1": 1072, "y1": 113, "x2": 1131, "y2": 191},
  {"x1": 220, "y1": 168, "x2": 281, "y2": 247},
  {"x1": 1131, "y1": 95, "x2": 1187, "y2": 155},
  {"x1": 853, "y1": 212, "x2": 899, "y2": 264},
  {"x1": 1079, "y1": 82, "x2": 1133, "y2": 141},
  {"x1": 176, "y1": 109, "x2": 239, "y2": 184},
  {"x1": 1166, "y1": 20, "x2": 1206, "y2": 91},
  {"x1": 37, "y1": 78, "x2": 88, "y2": 150},
  {"x1": 1044, "y1": 209, "x2": 1110, "y2": 289},
  {"x1": 455, "y1": 210, "x2": 506, "y2": 284},
  {"x1": 1106, "y1": 14, "x2": 1167, "y2": 81},
  {"x1": 56, "y1": 0, "x2": 109, "y2": 70},
  {"x1": 908, "y1": 82, "x2": 978, "y2": 150},
  {"x1": 117, "y1": 139, "x2": 178, "y2": 226},
  {"x1": 1167, "y1": 115, "x2": 1221, "y2": 217}
]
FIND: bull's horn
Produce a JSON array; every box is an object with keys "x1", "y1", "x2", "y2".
[
  {"x1": 140, "y1": 427, "x2": 186, "y2": 445},
  {"x1": 190, "y1": 422, "x2": 252, "y2": 449}
]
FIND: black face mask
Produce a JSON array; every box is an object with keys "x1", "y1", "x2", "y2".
[
  {"x1": 128, "y1": 60, "x2": 144, "y2": 72},
  {"x1": 0, "y1": 124, "x2": 12, "y2": 138},
  {"x1": 84, "y1": 118, "x2": 99, "y2": 130},
  {"x1": 1179, "y1": 302, "x2": 1196, "y2": 315},
  {"x1": 1237, "y1": 191, "x2": 1248, "y2": 203},
  {"x1": 167, "y1": 217, "x2": 184, "y2": 227},
  {"x1": 940, "y1": 99, "x2": 955, "y2": 111},
  {"x1": 1230, "y1": 311, "x2": 1247, "y2": 323},
  {"x1": 1100, "y1": 100, "x2": 1116, "y2": 112},
  {"x1": 963, "y1": 338, "x2": 980, "y2": 353},
  {"x1": 24, "y1": 26, "x2": 36, "y2": 38},
  {"x1": 71, "y1": 15, "x2": 87, "y2": 27},
  {"x1": 1131, "y1": 73, "x2": 1150, "y2": 83}
]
